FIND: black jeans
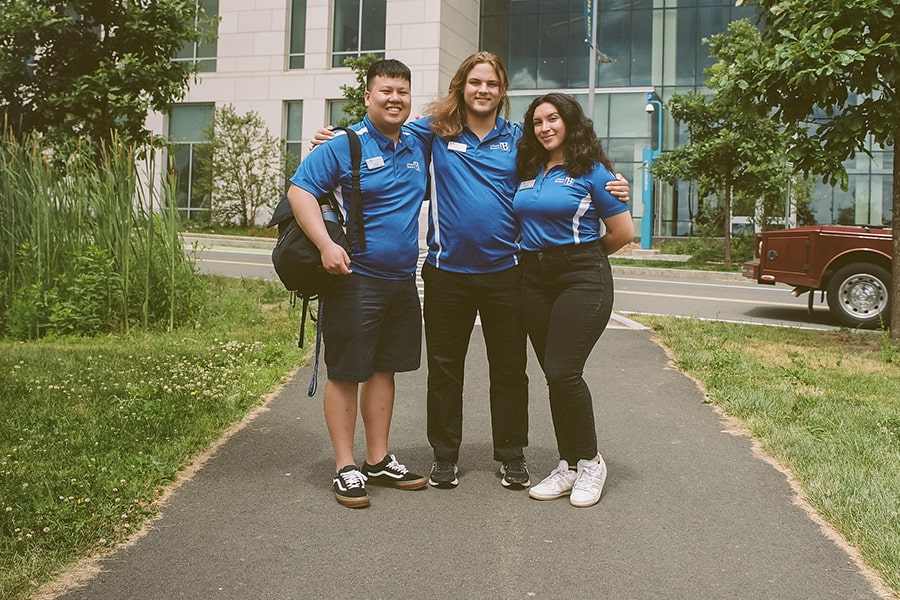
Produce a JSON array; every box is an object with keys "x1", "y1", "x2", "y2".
[
  {"x1": 422, "y1": 262, "x2": 529, "y2": 463},
  {"x1": 520, "y1": 241, "x2": 612, "y2": 464}
]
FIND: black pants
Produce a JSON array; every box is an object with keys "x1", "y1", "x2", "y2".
[
  {"x1": 422, "y1": 262, "x2": 529, "y2": 463},
  {"x1": 521, "y1": 241, "x2": 612, "y2": 464}
]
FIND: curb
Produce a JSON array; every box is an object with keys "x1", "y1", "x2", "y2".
[
  {"x1": 181, "y1": 233, "x2": 276, "y2": 250},
  {"x1": 611, "y1": 264, "x2": 745, "y2": 281}
]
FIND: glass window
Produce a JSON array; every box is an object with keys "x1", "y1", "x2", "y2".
[
  {"x1": 508, "y1": 95, "x2": 534, "y2": 126},
  {"x1": 289, "y1": 0, "x2": 307, "y2": 69},
  {"x1": 674, "y1": 8, "x2": 698, "y2": 85},
  {"x1": 174, "y1": 0, "x2": 218, "y2": 73},
  {"x1": 329, "y1": 100, "x2": 352, "y2": 126},
  {"x1": 486, "y1": 0, "x2": 656, "y2": 89},
  {"x1": 608, "y1": 92, "x2": 651, "y2": 138},
  {"x1": 697, "y1": 6, "x2": 731, "y2": 75},
  {"x1": 332, "y1": 0, "x2": 386, "y2": 68},
  {"x1": 285, "y1": 101, "x2": 304, "y2": 169},
  {"x1": 169, "y1": 104, "x2": 214, "y2": 221},
  {"x1": 880, "y1": 151, "x2": 894, "y2": 226},
  {"x1": 595, "y1": 8, "x2": 631, "y2": 87}
]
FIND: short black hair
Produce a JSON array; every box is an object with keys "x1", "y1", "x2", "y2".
[{"x1": 366, "y1": 59, "x2": 412, "y2": 89}]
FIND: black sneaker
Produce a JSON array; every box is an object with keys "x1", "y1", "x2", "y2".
[
  {"x1": 500, "y1": 457, "x2": 531, "y2": 489},
  {"x1": 428, "y1": 460, "x2": 459, "y2": 489},
  {"x1": 333, "y1": 465, "x2": 369, "y2": 508},
  {"x1": 361, "y1": 454, "x2": 428, "y2": 490}
]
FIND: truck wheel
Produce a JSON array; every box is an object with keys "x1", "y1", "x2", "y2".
[{"x1": 826, "y1": 263, "x2": 891, "y2": 329}]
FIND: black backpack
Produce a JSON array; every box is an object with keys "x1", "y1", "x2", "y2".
[{"x1": 268, "y1": 127, "x2": 365, "y2": 395}]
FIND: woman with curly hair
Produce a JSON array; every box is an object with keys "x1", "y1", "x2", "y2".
[{"x1": 513, "y1": 93, "x2": 634, "y2": 508}]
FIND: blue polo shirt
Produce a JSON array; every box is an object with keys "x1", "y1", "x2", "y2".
[
  {"x1": 405, "y1": 116, "x2": 522, "y2": 274},
  {"x1": 513, "y1": 163, "x2": 629, "y2": 252},
  {"x1": 290, "y1": 115, "x2": 428, "y2": 280}
]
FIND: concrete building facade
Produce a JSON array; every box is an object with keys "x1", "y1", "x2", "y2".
[{"x1": 150, "y1": 0, "x2": 894, "y2": 234}]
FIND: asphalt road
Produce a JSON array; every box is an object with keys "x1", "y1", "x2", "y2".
[{"x1": 184, "y1": 235, "x2": 844, "y2": 331}]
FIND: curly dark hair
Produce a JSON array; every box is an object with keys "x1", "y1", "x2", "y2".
[{"x1": 515, "y1": 93, "x2": 613, "y2": 180}]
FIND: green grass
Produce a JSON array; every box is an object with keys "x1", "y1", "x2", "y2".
[
  {"x1": 179, "y1": 221, "x2": 279, "y2": 239},
  {"x1": 0, "y1": 276, "x2": 303, "y2": 600},
  {"x1": 633, "y1": 316, "x2": 900, "y2": 596}
]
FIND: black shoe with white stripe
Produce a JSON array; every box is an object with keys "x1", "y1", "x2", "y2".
[
  {"x1": 428, "y1": 460, "x2": 459, "y2": 489},
  {"x1": 333, "y1": 465, "x2": 369, "y2": 508},
  {"x1": 500, "y1": 457, "x2": 531, "y2": 489},
  {"x1": 362, "y1": 454, "x2": 428, "y2": 490}
]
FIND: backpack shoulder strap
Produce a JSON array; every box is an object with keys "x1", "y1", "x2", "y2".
[{"x1": 332, "y1": 126, "x2": 366, "y2": 252}]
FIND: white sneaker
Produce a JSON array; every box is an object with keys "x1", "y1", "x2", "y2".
[
  {"x1": 570, "y1": 456, "x2": 608, "y2": 508},
  {"x1": 528, "y1": 460, "x2": 578, "y2": 500}
]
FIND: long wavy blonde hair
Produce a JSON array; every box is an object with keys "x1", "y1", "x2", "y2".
[{"x1": 424, "y1": 51, "x2": 510, "y2": 139}]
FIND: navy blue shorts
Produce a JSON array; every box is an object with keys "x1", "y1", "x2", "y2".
[{"x1": 321, "y1": 273, "x2": 422, "y2": 382}]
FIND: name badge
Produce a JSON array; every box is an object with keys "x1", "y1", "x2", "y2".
[
  {"x1": 518, "y1": 179, "x2": 536, "y2": 191},
  {"x1": 365, "y1": 156, "x2": 385, "y2": 170},
  {"x1": 447, "y1": 141, "x2": 467, "y2": 153}
]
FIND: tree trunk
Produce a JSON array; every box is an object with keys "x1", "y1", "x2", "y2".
[
  {"x1": 724, "y1": 176, "x2": 733, "y2": 269},
  {"x1": 891, "y1": 152, "x2": 899, "y2": 339}
]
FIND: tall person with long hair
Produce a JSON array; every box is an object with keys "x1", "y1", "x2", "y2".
[
  {"x1": 406, "y1": 52, "x2": 532, "y2": 490},
  {"x1": 514, "y1": 93, "x2": 634, "y2": 508}
]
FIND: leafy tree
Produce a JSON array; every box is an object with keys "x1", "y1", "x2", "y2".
[
  {"x1": 336, "y1": 54, "x2": 382, "y2": 127},
  {"x1": 707, "y1": 5, "x2": 898, "y2": 334},
  {"x1": 0, "y1": 0, "x2": 209, "y2": 152},
  {"x1": 651, "y1": 90, "x2": 790, "y2": 268},
  {"x1": 195, "y1": 105, "x2": 285, "y2": 228}
]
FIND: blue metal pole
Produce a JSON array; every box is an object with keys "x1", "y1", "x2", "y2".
[
  {"x1": 641, "y1": 147, "x2": 655, "y2": 249},
  {"x1": 641, "y1": 93, "x2": 663, "y2": 250}
]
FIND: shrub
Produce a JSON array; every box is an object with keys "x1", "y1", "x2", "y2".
[{"x1": 0, "y1": 132, "x2": 203, "y2": 339}]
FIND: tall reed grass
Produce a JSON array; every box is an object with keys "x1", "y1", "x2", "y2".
[{"x1": 0, "y1": 132, "x2": 202, "y2": 338}]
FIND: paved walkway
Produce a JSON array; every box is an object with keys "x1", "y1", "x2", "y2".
[{"x1": 52, "y1": 326, "x2": 887, "y2": 600}]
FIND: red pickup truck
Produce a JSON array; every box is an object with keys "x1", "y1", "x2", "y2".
[{"x1": 742, "y1": 225, "x2": 893, "y2": 328}]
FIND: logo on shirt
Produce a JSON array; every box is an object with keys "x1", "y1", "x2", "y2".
[
  {"x1": 490, "y1": 142, "x2": 511, "y2": 152},
  {"x1": 407, "y1": 161, "x2": 422, "y2": 171},
  {"x1": 554, "y1": 176, "x2": 575, "y2": 186}
]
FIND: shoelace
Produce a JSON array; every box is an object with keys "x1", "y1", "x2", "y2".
[
  {"x1": 385, "y1": 456, "x2": 408, "y2": 474},
  {"x1": 573, "y1": 463, "x2": 603, "y2": 493},
  {"x1": 548, "y1": 462, "x2": 571, "y2": 479},
  {"x1": 339, "y1": 469, "x2": 367, "y2": 489},
  {"x1": 507, "y1": 460, "x2": 527, "y2": 473},
  {"x1": 539, "y1": 465, "x2": 572, "y2": 488}
]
